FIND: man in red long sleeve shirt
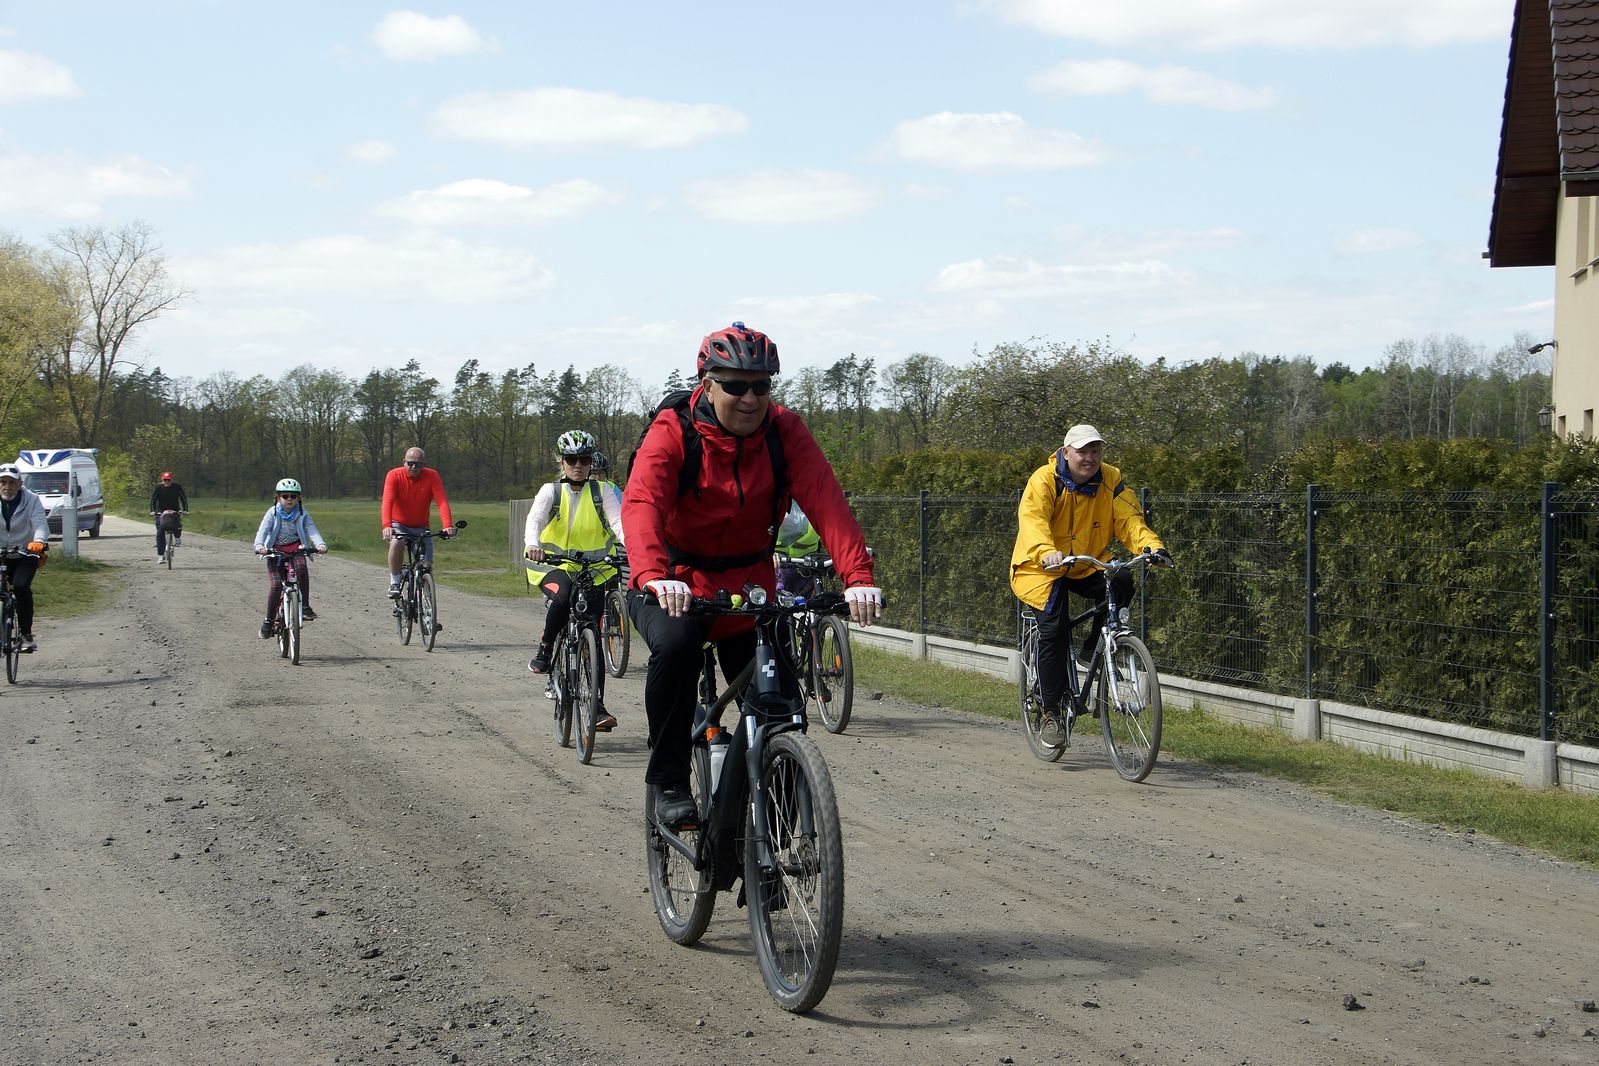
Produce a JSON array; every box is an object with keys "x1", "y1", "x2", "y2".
[
  {"x1": 622, "y1": 322, "x2": 882, "y2": 828},
  {"x1": 380, "y1": 447, "x2": 456, "y2": 598}
]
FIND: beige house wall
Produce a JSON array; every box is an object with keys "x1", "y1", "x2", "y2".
[{"x1": 1553, "y1": 192, "x2": 1599, "y2": 438}]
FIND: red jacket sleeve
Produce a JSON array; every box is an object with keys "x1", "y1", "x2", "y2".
[
  {"x1": 427, "y1": 469, "x2": 454, "y2": 529},
  {"x1": 380, "y1": 469, "x2": 398, "y2": 527},
  {"x1": 621, "y1": 409, "x2": 686, "y2": 588},
  {"x1": 776, "y1": 411, "x2": 875, "y2": 589}
]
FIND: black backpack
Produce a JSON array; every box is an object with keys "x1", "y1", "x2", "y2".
[{"x1": 627, "y1": 389, "x2": 790, "y2": 569}]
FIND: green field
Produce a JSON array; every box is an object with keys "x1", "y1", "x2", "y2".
[
  {"x1": 34, "y1": 555, "x2": 118, "y2": 620},
  {"x1": 130, "y1": 498, "x2": 533, "y2": 600}
]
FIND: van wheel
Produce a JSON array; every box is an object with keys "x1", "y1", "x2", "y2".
[{"x1": 89, "y1": 516, "x2": 102, "y2": 539}]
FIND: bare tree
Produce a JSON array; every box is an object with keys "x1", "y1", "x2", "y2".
[{"x1": 44, "y1": 221, "x2": 187, "y2": 446}]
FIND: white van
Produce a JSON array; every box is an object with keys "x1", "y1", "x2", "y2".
[{"x1": 17, "y1": 448, "x2": 104, "y2": 539}]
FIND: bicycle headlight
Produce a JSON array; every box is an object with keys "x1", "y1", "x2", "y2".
[{"x1": 747, "y1": 585, "x2": 767, "y2": 606}]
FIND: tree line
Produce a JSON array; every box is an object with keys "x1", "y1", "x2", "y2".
[{"x1": 1, "y1": 222, "x2": 1556, "y2": 503}]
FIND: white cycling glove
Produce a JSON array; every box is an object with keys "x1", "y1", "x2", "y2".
[
  {"x1": 844, "y1": 586, "x2": 884, "y2": 608},
  {"x1": 645, "y1": 579, "x2": 691, "y2": 600}
]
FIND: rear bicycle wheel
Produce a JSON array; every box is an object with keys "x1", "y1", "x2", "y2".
[
  {"x1": 3, "y1": 603, "x2": 19, "y2": 684},
  {"x1": 811, "y1": 615, "x2": 853, "y2": 734},
  {"x1": 574, "y1": 628, "x2": 600, "y2": 764},
  {"x1": 551, "y1": 634, "x2": 573, "y2": 748},
  {"x1": 286, "y1": 587, "x2": 302, "y2": 665},
  {"x1": 645, "y1": 744, "x2": 715, "y2": 944},
  {"x1": 602, "y1": 588, "x2": 630, "y2": 678},
  {"x1": 395, "y1": 573, "x2": 414, "y2": 645},
  {"x1": 1098, "y1": 634, "x2": 1163, "y2": 782},
  {"x1": 746, "y1": 732, "x2": 844, "y2": 1014},
  {"x1": 418, "y1": 571, "x2": 438, "y2": 652},
  {"x1": 1019, "y1": 616, "x2": 1064, "y2": 762}
]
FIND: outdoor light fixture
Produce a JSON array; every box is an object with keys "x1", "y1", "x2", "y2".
[
  {"x1": 1528, "y1": 340, "x2": 1559, "y2": 355},
  {"x1": 1538, "y1": 404, "x2": 1554, "y2": 431}
]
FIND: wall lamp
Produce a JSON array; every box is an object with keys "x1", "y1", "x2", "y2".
[{"x1": 1528, "y1": 340, "x2": 1559, "y2": 355}]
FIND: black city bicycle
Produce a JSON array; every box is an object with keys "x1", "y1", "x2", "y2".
[
  {"x1": 392, "y1": 520, "x2": 466, "y2": 652},
  {"x1": 1018, "y1": 551, "x2": 1165, "y2": 782},
  {"x1": 601, "y1": 549, "x2": 630, "y2": 679},
  {"x1": 152, "y1": 509, "x2": 188, "y2": 568},
  {"x1": 783, "y1": 553, "x2": 853, "y2": 733},
  {"x1": 644, "y1": 588, "x2": 850, "y2": 1013},
  {"x1": 264, "y1": 547, "x2": 317, "y2": 666},
  {"x1": 535, "y1": 547, "x2": 620, "y2": 765},
  {"x1": 0, "y1": 547, "x2": 41, "y2": 684}
]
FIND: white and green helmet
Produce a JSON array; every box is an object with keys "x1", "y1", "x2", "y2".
[
  {"x1": 275, "y1": 477, "x2": 302, "y2": 494},
  {"x1": 556, "y1": 430, "x2": 596, "y2": 456}
]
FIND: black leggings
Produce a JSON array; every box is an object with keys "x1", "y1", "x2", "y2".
[
  {"x1": 5, "y1": 557, "x2": 39, "y2": 635},
  {"x1": 535, "y1": 569, "x2": 610, "y2": 705},
  {"x1": 1037, "y1": 569, "x2": 1133, "y2": 713}
]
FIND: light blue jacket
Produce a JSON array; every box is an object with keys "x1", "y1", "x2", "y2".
[{"x1": 254, "y1": 506, "x2": 327, "y2": 551}]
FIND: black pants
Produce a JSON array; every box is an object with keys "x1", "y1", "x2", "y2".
[
  {"x1": 1037, "y1": 570, "x2": 1133, "y2": 713},
  {"x1": 5, "y1": 557, "x2": 39, "y2": 635},
  {"x1": 534, "y1": 569, "x2": 608, "y2": 705},
  {"x1": 155, "y1": 514, "x2": 182, "y2": 555},
  {"x1": 628, "y1": 591, "x2": 755, "y2": 789}
]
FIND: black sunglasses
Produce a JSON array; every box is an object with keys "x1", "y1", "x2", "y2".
[
  {"x1": 562, "y1": 454, "x2": 592, "y2": 464},
  {"x1": 707, "y1": 375, "x2": 772, "y2": 397},
  {"x1": 404, "y1": 460, "x2": 424, "y2": 468},
  {"x1": 278, "y1": 492, "x2": 300, "y2": 499}
]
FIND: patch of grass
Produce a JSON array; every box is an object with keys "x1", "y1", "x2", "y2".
[
  {"x1": 127, "y1": 498, "x2": 528, "y2": 599},
  {"x1": 854, "y1": 644, "x2": 1599, "y2": 867},
  {"x1": 34, "y1": 555, "x2": 119, "y2": 619}
]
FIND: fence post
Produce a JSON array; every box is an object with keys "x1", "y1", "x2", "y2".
[
  {"x1": 918, "y1": 489, "x2": 929, "y2": 636},
  {"x1": 1305, "y1": 483, "x2": 1319, "y2": 700},
  {"x1": 1139, "y1": 487, "x2": 1152, "y2": 643},
  {"x1": 1540, "y1": 481, "x2": 1558, "y2": 742}
]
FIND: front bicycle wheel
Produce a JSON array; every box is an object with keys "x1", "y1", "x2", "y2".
[
  {"x1": 1019, "y1": 616, "x2": 1064, "y2": 762},
  {"x1": 1098, "y1": 633, "x2": 1163, "y2": 782},
  {"x1": 551, "y1": 635, "x2": 573, "y2": 748},
  {"x1": 3, "y1": 604, "x2": 19, "y2": 684},
  {"x1": 602, "y1": 588, "x2": 630, "y2": 678},
  {"x1": 574, "y1": 628, "x2": 600, "y2": 765},
  {"x1": 165, "y1": 545, "x2": 174, "y2": 569},
  {"x1": 746, "y1": 732, "x2": 844, "y2": 1014},
  {"x1": 395, "y1": 574, "x2": 413, "y2": 645},
  {"x1": 418, "y1": 572, "x2": 438, "y2": 652},
  {"x1": 810, "y1": 615, "x2": 853, "y2": 734},
  {"x1": 286, "y1": 588, "x2": 302, "y2": 666},
  {"x1": 645, "y1": 744, "x2": 715, "y2": 944}
]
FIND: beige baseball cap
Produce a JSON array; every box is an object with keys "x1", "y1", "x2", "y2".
[{"x1": 1063, "y1": 424, "x2": 1106, "y2": 450}]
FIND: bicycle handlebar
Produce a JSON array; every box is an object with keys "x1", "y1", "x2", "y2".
[
  {"x1": 261, "y1": 546, "x2": 320, "y2": 559},
  {"x1": 687, "y1": 588, "x2": 850, "y2": 620},
  {"x1": 1045, "y1": 549, "x2": 1170, "y2": 573},
  {"x1": 391, "y1": 518, "x2": 468, "y2": 539},
  {"x1": 537, "y1": 548, "x2": 621, "y2": 568}
]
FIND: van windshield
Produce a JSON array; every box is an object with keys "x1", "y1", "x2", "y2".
[{"x1": 23, "y1": 473, "x2": 69, "y2": 494}]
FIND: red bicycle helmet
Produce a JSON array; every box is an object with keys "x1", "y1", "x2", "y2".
[{"x1": 696, "y1": 321, "x2": 779, "y2": 376}]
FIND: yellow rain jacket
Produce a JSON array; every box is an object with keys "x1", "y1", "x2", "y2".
[
  {"x1": 525, "y1": 480, "x2": 622, "y2": 587},
  {"x1": 1009, "y1": 454, "x2": 1163, "y2": 610}
]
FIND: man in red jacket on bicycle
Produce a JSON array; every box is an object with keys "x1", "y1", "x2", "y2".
[
  {"x1": 622, "y1": 322, "x2": 882, "y2": 827},
  {"x1": 381, "y1": 447, "x2": 456, "y2": 599}
]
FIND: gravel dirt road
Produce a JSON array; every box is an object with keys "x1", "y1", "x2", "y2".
[{"x1": 3, "y1": 517, "x2": 1597, "y2": 1066}]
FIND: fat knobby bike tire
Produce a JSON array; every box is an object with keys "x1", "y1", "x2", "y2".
[
  {"x1": 745, "y1": 731, "x2": 844, "y2": 1013},
  {"x1": 395, "y1": 572, "x2": 414, "y2": 646},
  {"x1": 645, "y1": 744, "x2": 715, "y2": 944},
  {"x1": 418, "y1": 571, "x2": 438, "y2": 652},
  {"x1": 810, "y1": 614, "x2": 853, "y2": 734},
  {"x1": 1098, "y1": 634, "x2": 1162, "y2": 782},
  {"x1": 1018, "y1": 615, "x2": 1065, "y2": 762},
  {"x1": 574, "y1": 628, "x2": 600, "y2": 764},
  {"x1": 3, "y1": 603, "x2": 18, "y2": 684},
  {"x1": 602, "y1": 588, "x2": 629, "y2": 678}
]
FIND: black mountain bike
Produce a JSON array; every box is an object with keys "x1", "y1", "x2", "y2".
[
  {"x1": 264, "y1": 547, "x2": 317, "y2": 666},
  {"x1": 0, "y1": 547, "x2": 41, "y2": 683},
  {"x1": 1018, "y1": 551, "x2": 1165, "y2": 781},
  {"x1": 392, "y1": 520, "x2": 466, "y2": 652},
  {"x1": 644, "y1": 588, "x2": 850, "y2": 1013},
  {"x1": 536, "y1": 547, "x2": 620, "y2": 765},
  {"x1": 783, "y1": 553, "x2": 854, "y2": 733},
  {"x1": 601, "y1": 549, "x2": 630, "y2": 679}
]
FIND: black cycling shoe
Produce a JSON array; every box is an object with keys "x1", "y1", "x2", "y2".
[
  {"x1": 593, "y1": 705, "x2": 617, "y2": 731},
  {"x1": 259, "y1": 620, "x2": 274, "y2": 639},
  {"x1": 654, "y1": 785, "x2": 697, "y2": 829},
  {"x1": 301, "y1": 607, "x2": 317, "y2": 622},
  {"x1": 528, "y1": 643, "x2": 552, "y2": 673}
]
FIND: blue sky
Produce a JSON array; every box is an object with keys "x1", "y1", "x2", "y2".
[{"x1": 0, "y1": 1, "x2": 1555, "y2": 389}]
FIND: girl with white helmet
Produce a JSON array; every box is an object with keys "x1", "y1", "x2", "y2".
[{"x1": 252, "y1": 478, "x2": 329, "y2": 639}]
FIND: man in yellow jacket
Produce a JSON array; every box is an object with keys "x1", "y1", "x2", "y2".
[{"x1": 1010, "y1": 424, "x2": 1170, "y2": 746}]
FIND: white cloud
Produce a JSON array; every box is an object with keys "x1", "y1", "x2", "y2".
[
  {"x1": 1030, "y1": 59, "x2": 1275, "y2": 110},
  {"x1": 683, "y1": 170, "x2": 875, "y2": 224},
  {"x1": 0, "y1": 149, "x2": 188, "y2": 218},
  {"x1": 976, "y1": 0, "x2": 1508, "y2": 49},
  {"x1": 0, "y1": 49, "x2": 78, "y2": 102},
  {"x1": 731, "y1": 292, "x2": 886, "y2": 322},
  {"x1": 1055, "y1": 223, "x2": 1248, "y2": 260},
  {"x1": 178, "y1": 233, "x2": 554, "y2": 303},
  {"x1": 375, "y1": 177, "x2": 615, "y2": 227},
  {"x1": 931, "y1": 254, "x2": 1174, "y2": 297},
  {"x1": 371, "y1": 10, "x2": 497, "y2": 60},
  {"x1": 347, "y1": 139, "x2": 397, "y2": 164},
  {"x1": 889, "y1": 112, "x2": 1109, "y2": 171},
  {"x1": 431, "y1": 88, "x2": 747, "y2": 150},
  {"x1": 1341, "y1": 228, "x2": 1424, "y2": 253}
]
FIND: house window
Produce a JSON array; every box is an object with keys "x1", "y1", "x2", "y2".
[
  {"x1": 1559, "y1": 414, "x2": 1568, "y2": 436},
  {"x1": 1581, "y1": 198, "x2": 1593, "y2": 266},
  {"x1": 1586, "y1": 410, "x2": 1595, "y2": 438}
]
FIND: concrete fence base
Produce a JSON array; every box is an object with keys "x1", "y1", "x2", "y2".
[{"x1": 850, "y1": 623, "x2": 1599, "y2": 795}]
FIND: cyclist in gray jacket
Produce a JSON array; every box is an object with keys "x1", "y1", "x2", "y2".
[
  {"x1": 0, "y1": 463, "x2": 49, "y2": 652},
  {"x1": 252, "y1": 477, "x2": 328, "y2": 638}
]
